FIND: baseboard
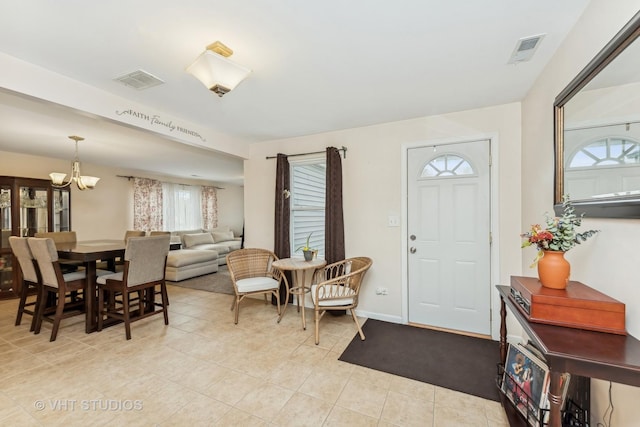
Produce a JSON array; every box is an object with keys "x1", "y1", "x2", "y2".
[{"x1": 355, "y1": 309, "x2": 402, "y2": 324}]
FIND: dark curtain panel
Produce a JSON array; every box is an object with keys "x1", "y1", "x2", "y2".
[
  {"x1": 325, "y1": 146, "x2": 345, "y2": 264},
  {"x1": 273, "y1": 153, "x2": 292, "y2": 303}
]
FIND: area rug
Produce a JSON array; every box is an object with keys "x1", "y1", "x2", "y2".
[
  {"x1": 339, "y1": 319, "x2": 500, "y2": 401},
  {"x1": 167, "y1": 265, "x2": 234, "y2": 295}
]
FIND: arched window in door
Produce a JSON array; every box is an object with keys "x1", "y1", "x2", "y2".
[
  {"x1": 568, "y1": 137, "x2": 640, "y2": 168},
  {"x1": 565, "y1": 137, "x2": 640, "y2": 199},
  {"x1": 420, "y1": 154, "x2": 475, "y2": 177}
]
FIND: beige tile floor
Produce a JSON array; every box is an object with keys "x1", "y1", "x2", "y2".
[{"x1": 0, "y1": 285, "x2": 509, "y2": 426}]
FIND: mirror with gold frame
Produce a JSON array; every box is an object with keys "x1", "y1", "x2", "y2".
[{"x1": 554, "y1": 10, "x2": 640, "y2": 218}]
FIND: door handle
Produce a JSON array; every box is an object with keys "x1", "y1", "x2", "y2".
[{"x1": 410, "y1": 247, "x2": 417, "y2": 254}]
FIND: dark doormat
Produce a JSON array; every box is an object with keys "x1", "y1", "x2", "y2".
[{"x1": 339, "y1": 319, "x2": 500, "y2": 401}]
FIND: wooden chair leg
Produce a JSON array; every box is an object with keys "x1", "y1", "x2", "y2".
[
  {"x1": 29, "y1": 284, "x2": 40, "y2": 332},
  {"x1": 50, "y1": 290, "x2": 65, "y2": 342},
  {"x1": 274, "y1": 290, "x2": 281, "y2": 315},
  {"x1": 351, "y1": 309, "x2": 365, "y2": 340},
  {"x1": 315, "y1": 309, "x2": 320, "y2": 345},
  {"x1": 97, "y1": 287, "x2": 105, "y2": 332},
  {"x1": 15, "y1": 281, "x2": 29, "y2": 326},
  {"x1": 122, "y1": 289, "x2": 132, "y2": 340},
  {"x1": 34, "y1": 287, "x2": 48, "y2": 335},
  {"x1": 161, "y1": 283, "x2": 169, "y2": 325},
  {"x1": 234, "y1": 298, "x2": 240, "y2": 324},
  {"x1": 121, "y1": 288, "x2": 131, "y2": 340}
]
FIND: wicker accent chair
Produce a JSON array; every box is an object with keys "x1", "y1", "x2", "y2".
[
  {"x1": 9, "y1": 237, "x2": 41, "y2": 331},
  {"x1": 226, "y1": 248, "x2": 289, "y2": 325},
  {"x1": 96, "y1": 235, "x2": 170, "y2": 339},
  {"x1": 28, "y1": 237, "x2": 87, "y2": 341},
  {"x1": 310, "y1": 257, "x2": 373, "y2": 345}
]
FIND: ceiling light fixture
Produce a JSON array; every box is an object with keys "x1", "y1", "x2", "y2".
[
  {"x1": 50, "y1": 136, "x2": 100, "y2": 190},
  {"x1": 186, "y1": 41, "x2": 251, "y2": 97}
]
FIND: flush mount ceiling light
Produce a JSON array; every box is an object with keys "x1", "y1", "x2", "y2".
[
  {"x1": 186, "y1": 41, "x2": 251, "y2": 97},
  {"x1": 50, "y1": 135, "x2": 100, "y2": 190}
]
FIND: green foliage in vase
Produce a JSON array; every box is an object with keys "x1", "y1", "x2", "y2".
[{"x1": 521, "y1": 195, "x2": 599, "y2": 266}]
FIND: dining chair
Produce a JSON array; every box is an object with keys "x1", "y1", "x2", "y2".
[
  {"x1": 310, "y1": 257, "x2": 373, "y2": 345},
  {"x1": 8, "y1": 237, "x2": 41, "y2": 331},
  {"x1": 34, "y1": 231, "x2": 83, "y2": 273},
  {"x1": 226, "y1": 248, "x2": 289, "y2": 324},
  {"x1": 28, "y1": 237, "x2": 88, "y2": 341},
  {"x1": 96, "y1": 235, "x2": 170, "y2": 339},
  {"x1": 124, "y1": 230, "x2": 146, "y2": 241}
]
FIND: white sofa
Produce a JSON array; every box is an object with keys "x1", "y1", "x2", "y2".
[
  {"x1": 165, "y1": 249, "x2": 218, "y2": 281},
  {"x1": 171, "y1": 226, "x2": 242, "y2": 266}
]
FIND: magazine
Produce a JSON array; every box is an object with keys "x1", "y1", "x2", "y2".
[{"x1": 502, "y1": 343, "x2": 550, "y2": 425}]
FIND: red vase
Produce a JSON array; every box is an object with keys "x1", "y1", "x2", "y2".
[{"x1": 537, "y1": 251, "x2": 570, "y2": 289}]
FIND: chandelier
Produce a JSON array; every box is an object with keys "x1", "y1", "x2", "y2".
[{"x1": 49, "y1": 135, "x2": 100, "y2": 190}]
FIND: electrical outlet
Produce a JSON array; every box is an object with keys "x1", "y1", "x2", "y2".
[
  {"x1": 388, "y1": 215, "x2": 400, "y2": 227},
  {"x1": 376, "y1": 287, "x2": 389, "y2": 295}
]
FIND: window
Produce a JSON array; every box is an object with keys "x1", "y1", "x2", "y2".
[
  {"x1": 290, "y1": 159, "x2": 325, "y2": 259},
  {"x1": 421, "y1": 154, "x2": 474, "y2": 177},
  {"x1": 568, "y1": 137, "x2": 640, "y2": 168},
  {"x1": 162, "y1": 183, "x2": 202, "y2": 231}
]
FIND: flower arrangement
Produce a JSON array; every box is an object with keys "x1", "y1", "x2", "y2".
[{"x1": 521, "y1": 195, "x2": 599, "y2": 266}]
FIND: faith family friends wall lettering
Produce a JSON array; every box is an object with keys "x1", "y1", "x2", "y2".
[{"x1": 115, "y1": 109, "x2": 206, "y2": 142}]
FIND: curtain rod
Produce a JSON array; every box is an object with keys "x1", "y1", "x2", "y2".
[
  {"x1": 265, "y1": 146, "x2": 347, "y2": 160},
  {"x1": 116, "y1": 175, "x2": 224, "y2": 190}
]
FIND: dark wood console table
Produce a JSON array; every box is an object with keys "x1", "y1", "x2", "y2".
[{"x1": 497, "y1": 285, "x2": 640, "y2": 427}]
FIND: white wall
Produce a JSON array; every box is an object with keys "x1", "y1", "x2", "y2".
[
  {"x1": 0, "y1": 150, "x2": 243, "y2": 238},
  {"x1": 216, "y1": 184, "x2": 244, "y2": 236},
  {"x1": 522, "y1": 1, "x2": 640, "y2": 425},
  {"x1": 245, "y1": 102, "x2": 523, "y2": 334}
]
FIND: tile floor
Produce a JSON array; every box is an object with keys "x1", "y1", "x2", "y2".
[{"x1": 0, "y1": 285, "x2": 509, "y2": 426}]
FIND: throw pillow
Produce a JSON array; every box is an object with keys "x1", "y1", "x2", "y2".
[
  {"x1": 183, "y1": 233, "x2": 214, "y2": 248},
  {"x1": 211, "y1": 231, "x2": 234, "y2": 243}
]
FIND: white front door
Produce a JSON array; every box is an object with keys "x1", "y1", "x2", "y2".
[{"x1": 407, "y1": 140, "x2": 491, "y2": 335}]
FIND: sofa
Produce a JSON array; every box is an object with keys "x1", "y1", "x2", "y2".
[
  {"x1": 170, "y1": 226, "x2": 242, "y2": 266},
  {"x1": 165, "y1": 249, "x2": 218, "y2": 282}
]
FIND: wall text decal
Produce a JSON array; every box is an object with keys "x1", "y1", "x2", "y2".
[{"x1": 115, "y1": 109, "x2": 206, "y2": 142}]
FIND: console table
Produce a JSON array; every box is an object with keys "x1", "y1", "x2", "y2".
[{"x1": 497, "y1": 285, "x2": 640, "y2": 427}]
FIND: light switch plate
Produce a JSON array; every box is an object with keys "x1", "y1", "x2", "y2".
[{"x1": 388, "y1": 215, "x2": 400, "y2": 227}]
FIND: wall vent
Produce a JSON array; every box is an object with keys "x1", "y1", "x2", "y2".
[
  {"x1": 508, "y1": 34, "x2": 546, "y2": 64},
  {"x1": 114, "y1": 69, "x2": 164, "y2": 90}
]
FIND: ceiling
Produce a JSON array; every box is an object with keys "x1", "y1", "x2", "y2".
[{"x1": 0, "y1": 1, "x2": 591, "y2": 184}]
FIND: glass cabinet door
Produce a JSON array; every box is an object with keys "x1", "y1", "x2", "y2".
[
  {"x1": 0, "y1": 184, "x2": 14, "y2": 296},
  {"x1": 19, "y1": 185, "x2": 48, "y2": 237},
  {"x1": 53, "y1": 188, "x2": 71, "y2": 232}
]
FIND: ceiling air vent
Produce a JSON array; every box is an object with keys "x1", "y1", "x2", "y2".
[
  {"x1": 508, "y1": 34, "x2": 546, "y2": 64},
  {"x1": 114, "y1": 69, "x2": 164, "y2": 90}
]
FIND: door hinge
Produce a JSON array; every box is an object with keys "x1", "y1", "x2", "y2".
[
  {"x1": 489, "y1": 232, "x2": 493, "y2": 245},
  {"x1": 490, "y1": 308, "x2": 492, "y2": 322}
]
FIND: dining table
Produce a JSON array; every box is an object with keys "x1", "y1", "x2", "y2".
[
  {"x1": 55, "y1": 239, "x2": 126, "y2": 333},
  {"x1": 272, "y1": 257, "x2": 327, "y2": 330}
]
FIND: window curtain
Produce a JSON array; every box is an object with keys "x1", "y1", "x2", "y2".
[
  {"x1": 325, "y1": 146, "x2": 345, "y2": 264},
  {"x1": 274, "y1": 153, "x2": 292, "y2": 303},
  {"x1": 162, "y1": 183, "x2": 202, "y2": 231},
  {"x1": 201, "y1": 186, "x2": 219, "y2": 230},
  {"x1": 133, "y1": 177, "x2": 163, "y2": 232}
]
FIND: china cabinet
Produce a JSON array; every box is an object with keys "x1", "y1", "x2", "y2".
[{"x1": 0, "y1": 176, "x2": 71, "y2": 299}]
